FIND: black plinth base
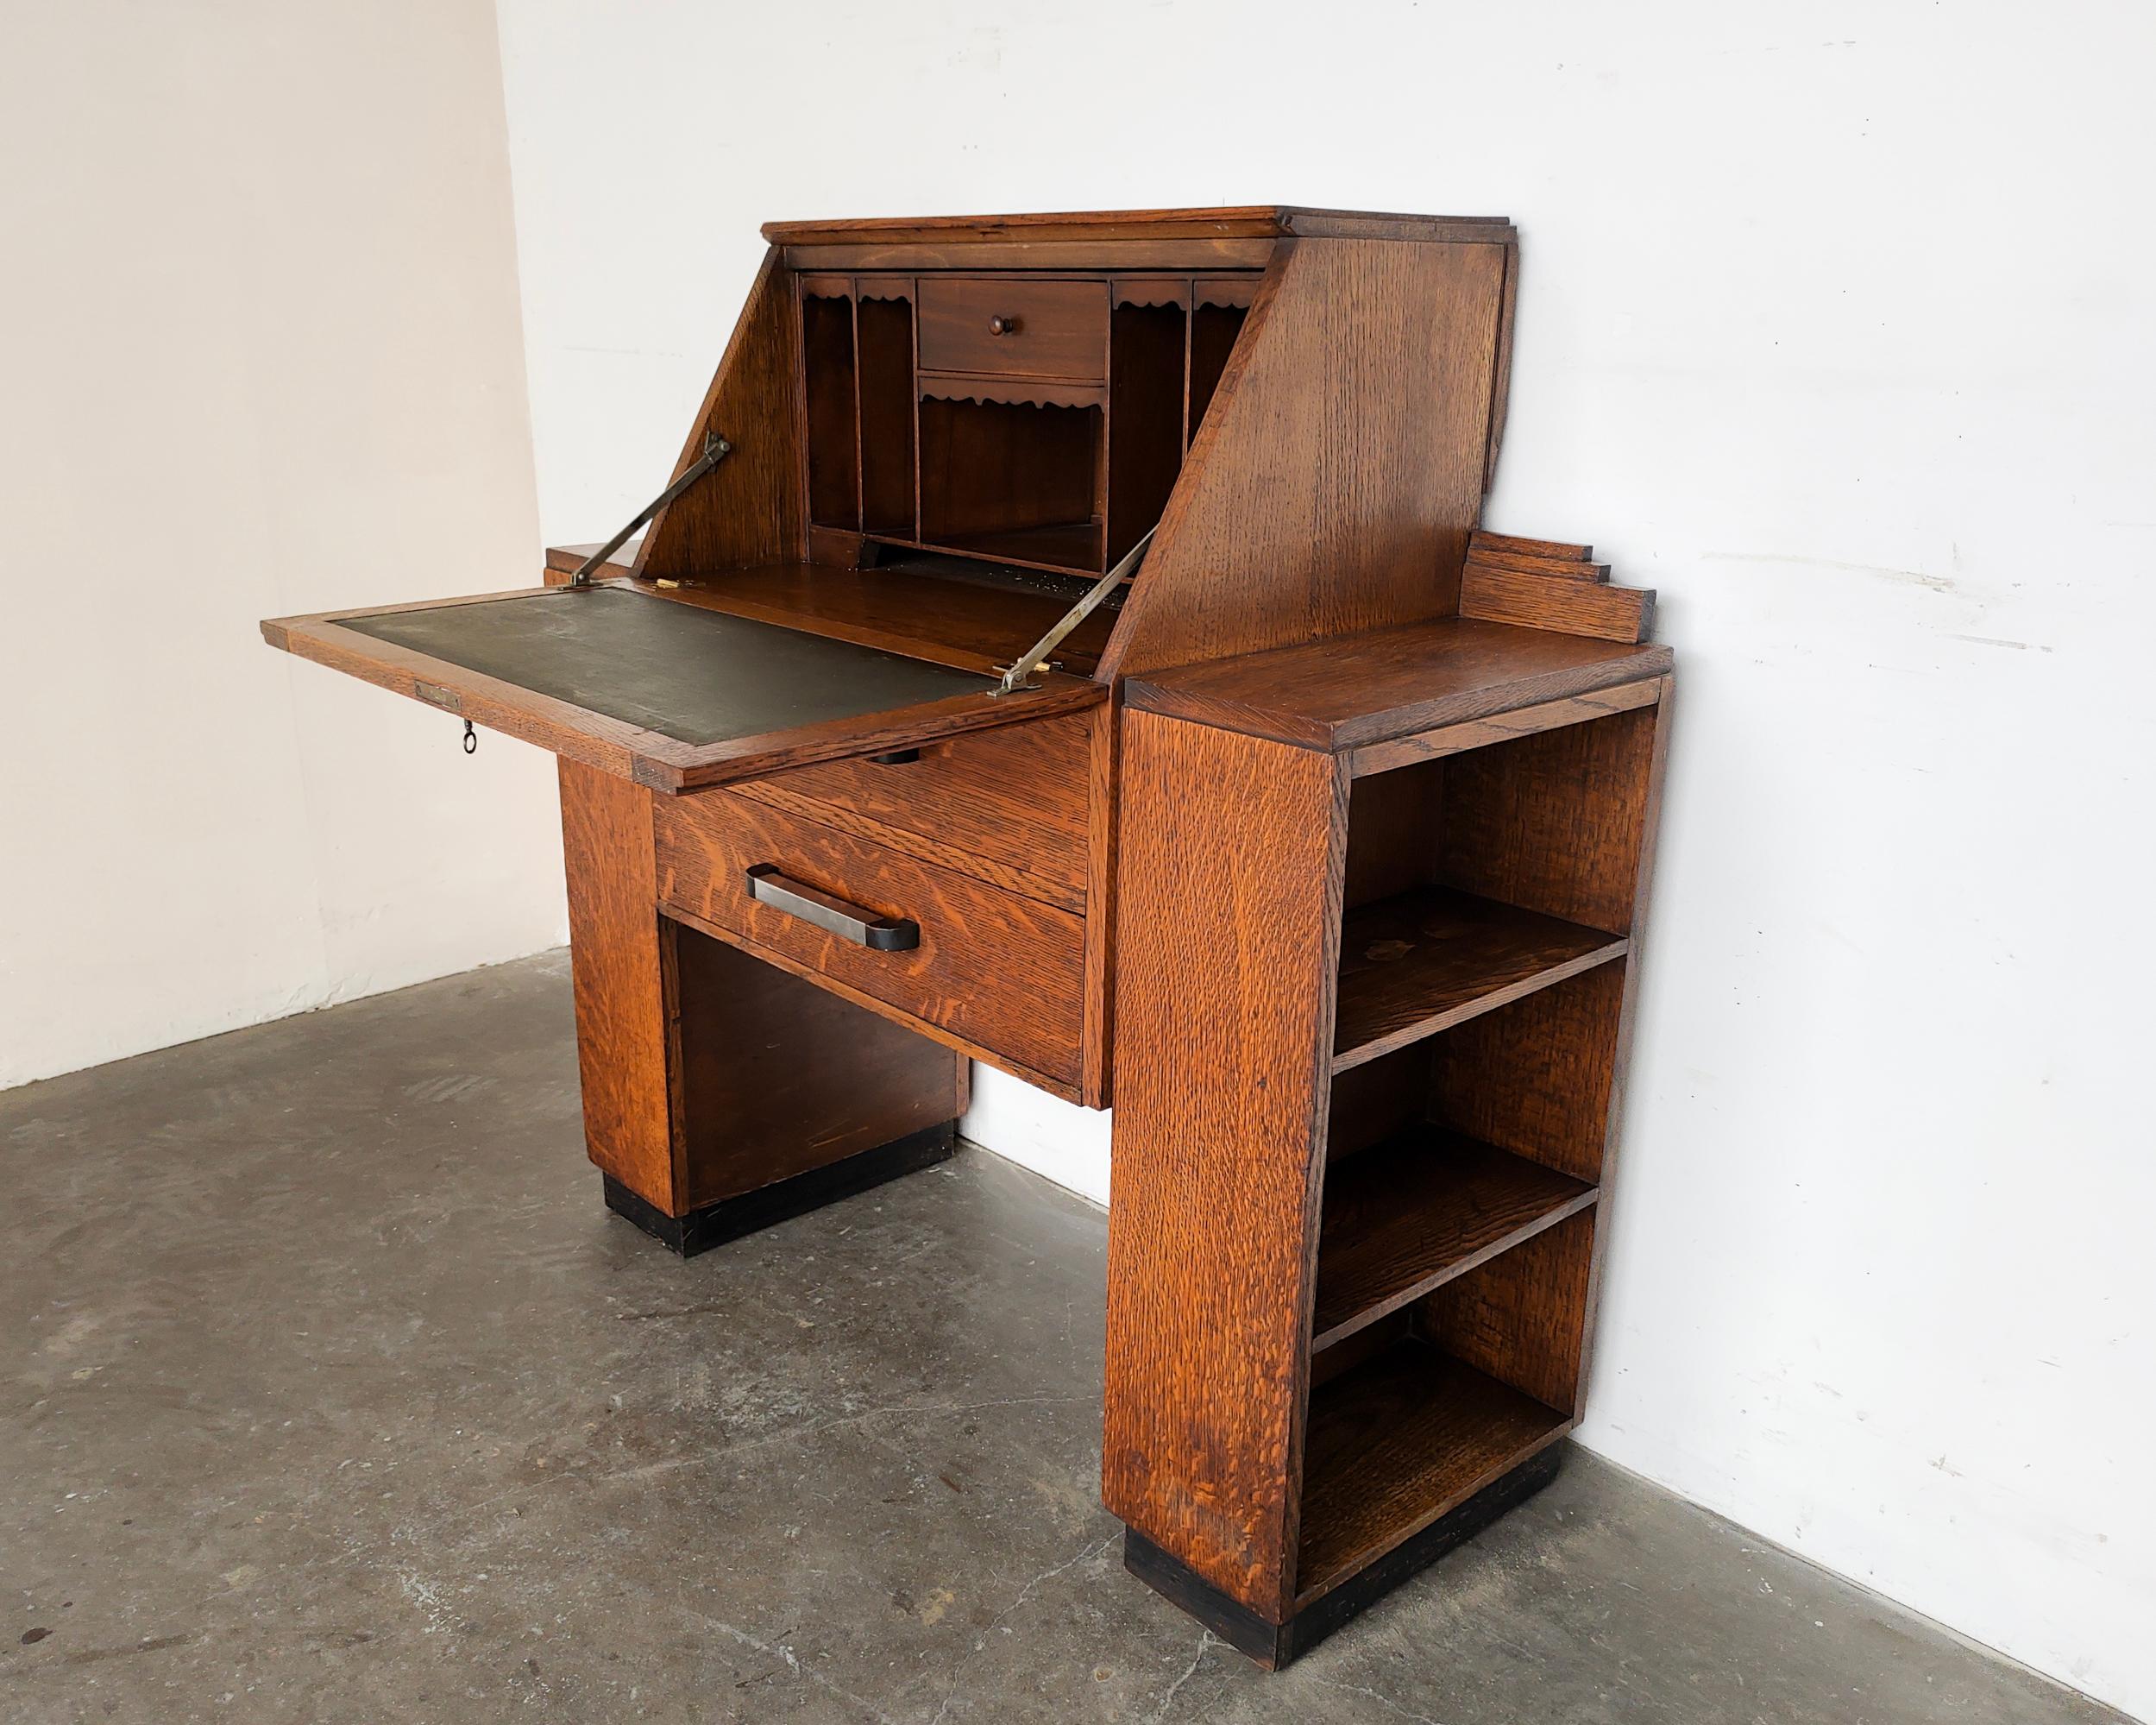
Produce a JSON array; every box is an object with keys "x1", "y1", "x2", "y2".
[
  {"x1": 601, "y1": 1121, "x2": 958, "y2": 1258},
  {"x1": 1123, "y1": 1440, "x2": 1567, "y2": 1669}
]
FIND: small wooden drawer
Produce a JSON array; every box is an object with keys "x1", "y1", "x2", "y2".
[
  {"x1": 917, "y1": 278, "x2": 1108, "y2": 381},
  {"x1": 656, "y1": 789, "x2": 1085, "y2": 1090},
  {"x1": 727, "y1": 715, "x2": 1091, "y2": 910}
]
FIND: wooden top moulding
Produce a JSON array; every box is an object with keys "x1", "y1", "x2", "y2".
[{"x1": 763, "y1": 206, "x2": 1518, "y2": 246}]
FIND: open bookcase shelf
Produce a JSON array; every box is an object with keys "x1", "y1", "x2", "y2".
[
  {"x1": 1284, "y1": 698, "x2": 1663, "y2": 1606},
  {"x1": 1312, "y1": 1131, "x2": 1595, "y2": 1351},
  {"x1": 1298, "y1": 1339, "x2": 1568, "y2": 1602},
  {"x1": 1333, "y1": 888, "x2": 1625, "y2": 1072}
]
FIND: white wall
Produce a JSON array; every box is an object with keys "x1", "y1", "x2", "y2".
[
  {"x1": 0, "y1": 1, "x2": 566, "y2": 1088},
  {"x1": 495, "y1": 2, "x2": 2153, "y2": 1712}
]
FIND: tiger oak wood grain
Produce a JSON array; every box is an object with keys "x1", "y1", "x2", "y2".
[
  {"x1": 654, "y1": 787, "x2": 1085, "y2": 1088},
  {"x1": 1436, "y1": 702, "x2": 1661, "y2": 934},
  {"x1": 1470, "y1": 529, "x2": 1592, "y2": 563},
  {"x1": 1464, "y1": 548, "x2": 1610, "y2": 581},
  {"x1": 733, "y1": 710, "x2": 1091, "y2": 903},
  {"x1": 1102, "y1": 239, "x2": 1507, "y2": 678},
  {"x1": 1459, "y1": 564, "x2": 1655, "y2": 643},
  {"x1": 257, "y1": 206, "x2": 1681, "y2": 1665},
  {"x1": 1427, "y1": 964, "x2": 1628, "y2": 1184},
  {"x1": 1418, "y1": 1211, "x2": 1595, "y2": 1416},
  {"x1": 1566, "y1": 675, "x2": 1676, "y2": 1408},
  {"x1": 638, "y1": 248, "x2": 804, "y2": 577},
  {"x1": 560, "y1": 759, "x2": 682, "y2": 1211},
  {"x1": 1103, "y1": 711, "x2": 1349, "y2": 1621},
  {"x1": 663, "y1": 900, "x2": 1075, "y2": 1103}
]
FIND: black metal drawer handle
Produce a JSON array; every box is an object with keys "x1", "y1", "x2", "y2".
[{"x1": 744, "y1": 864, "x2": 920, "y2": 951}]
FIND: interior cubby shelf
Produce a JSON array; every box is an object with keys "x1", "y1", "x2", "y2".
[
  {"x1": 1282, "y1": 696, "x2": 1662, "y2": 1606},
  {"x1": 800, "y1": 270, "x2": 1258, "y2": 579}
]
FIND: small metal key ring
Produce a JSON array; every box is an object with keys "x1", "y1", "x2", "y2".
[{"x1": 462, "y1": 720, "x2": 477, "y2": 754}]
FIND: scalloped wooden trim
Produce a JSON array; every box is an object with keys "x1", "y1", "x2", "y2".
[
  {"x1": 857, "y1": 274, "x2": 915, "y2": 303},
  {"x1": 1192, "y1": 275, "x2": 1260, "y2": 311},
  {"x1": 1113, "y1": 277, "x2": 1191, "y2": 310},
  {"x1": 916, "y1": 372, "x2": 1107, "y2": 411}
]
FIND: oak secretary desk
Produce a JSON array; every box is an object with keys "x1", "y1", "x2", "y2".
[{"x1": 262, "y1": 206, "x2": 1672, "y2": 1665}]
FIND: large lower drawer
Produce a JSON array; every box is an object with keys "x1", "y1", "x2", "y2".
[
  {"x1": 655, "y1": 789, "x2": 1085, "y2": 1091},
  {"x1": 727, "y1": 713, "x2": 1091, "y2": 908}
]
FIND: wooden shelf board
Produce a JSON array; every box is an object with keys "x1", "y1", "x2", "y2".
[
  {"x1": 874, "y1": 523, "x2": 1104, "y2": 579},
  {"x1": 1333, "y1": 888, "x2": 1625, "y2": 1073},
  {"x1": 619, "y1": 563, "x2": 1113, "y2": 677},
  {"x1": 1297, "y1": 1340, "x2": 1567, "y2": 1603},
  {"x1": 1314, "y1": 1133, "x2": 1596, "y2": 1351}
]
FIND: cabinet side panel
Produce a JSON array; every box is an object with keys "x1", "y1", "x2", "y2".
[
  {"x1": 1103, "y1": 237, "x2": 1506, "y2": 677},
  {"x1": 638, "y1": 247, "x2": 804, "y2": 576},
  {"x1": 559, "y1": 758, "x2": 682, "y2": 1209},
  {"x1": 1571, "y1": 676, "x2": 1676, "y2": 1404},
  {"x1": 1103, "y1": 711, "x2": 1348, "y2": 1621}
]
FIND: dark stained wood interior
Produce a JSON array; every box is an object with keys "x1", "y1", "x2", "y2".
[{"x1": 673, "y1": 922, "x2": 963, "y2": 1208}]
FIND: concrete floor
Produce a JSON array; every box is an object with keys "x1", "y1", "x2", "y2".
[{"x1": 1, "y1": 954, "x2": 2129, "y2": 1725}]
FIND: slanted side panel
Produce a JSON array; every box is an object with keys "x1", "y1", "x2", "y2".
[
  {"x1": 1103, "y1": 710, "x2": 1348, "y2": 1620},
  {"x1": 1103, "y1": 238, "x2": 1507, "y2": 678},
  {"x1": 638, "y1": 248, "x2": 803, "y2": 576}
]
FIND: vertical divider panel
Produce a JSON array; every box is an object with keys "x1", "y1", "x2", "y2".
[
  {"x1": 801, "y1": 280, "x2": 858, "y2": 531},
  {"x1": 1108, "y1": 280, "x2": 1191, "y2": 568},
  {"x1": 1187, "y1": 279, "x2": 1254, "y2": 448},
  {"x1": 856, "y1": 279, "x2": 916, "y2": 538}
]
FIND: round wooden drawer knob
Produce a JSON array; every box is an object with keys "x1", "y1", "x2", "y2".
[{"x1": 988, "y1": 314, "x2": 1021, "y2": 336}]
